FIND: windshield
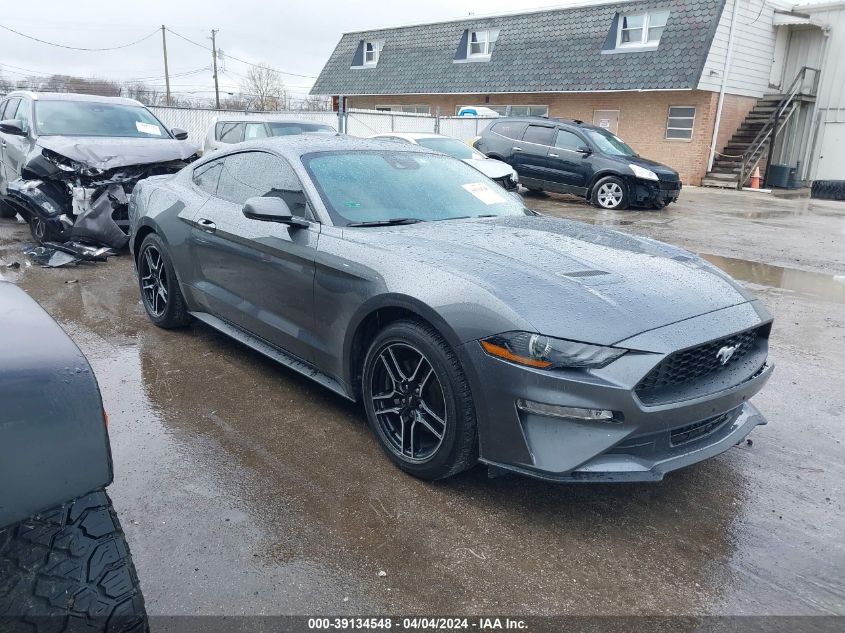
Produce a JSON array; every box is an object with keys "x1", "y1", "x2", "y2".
[
  {"x1": 303, "y1": 151, "x2": 526, "y2": 226},
  {"x1": 35, "y1": 101, "x2": 170, "y2": 138},
  {"x1": 583, "y1": 128, "x2": 637, "y2": 157},
  {"x1": 267, "y1": 122, "x2": 336, "y2": 136},
  {"x1": 415, "y1": 137, "x2": 482, "y2": 160}
]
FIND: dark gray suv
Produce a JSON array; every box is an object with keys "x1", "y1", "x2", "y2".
[{"x1": 474, "y1": 117, "x2": 682, "y2": 210}]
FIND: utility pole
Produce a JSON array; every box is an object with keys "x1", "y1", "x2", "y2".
[
  {"x1": 161, "y1": 25, "x2": 171, "y2": 106},
  {"x1": 210, "y1": 29, "x2": 220, "y2": 109}
]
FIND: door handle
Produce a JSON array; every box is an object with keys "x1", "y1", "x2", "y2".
[
  {"x1": 512, "y1": 146, "x2": 522, "y2": 152},
  {"x1": 549, "y1": 153, "x2": 559, "y2": 157},
  {"x1": 197, "y1": 218, "x2": 216, "y2": 232}
]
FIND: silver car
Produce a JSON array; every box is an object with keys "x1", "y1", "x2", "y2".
[
  {"x1": 203, "y1": 117, "x2": 337, "y2": 154},
  {"x1": 129, "y1": 136, "x2": 773, "y2": 482},
  {"x1": 370, "y1": 132, "x2": 519, "y2": 190}
]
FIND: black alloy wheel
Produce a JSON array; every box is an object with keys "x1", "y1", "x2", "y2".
[
  {"x1": 138, "y1": 233, "x2": 191, "y2": 329},
  {"x1": 370, "y1": 342, "x2": 448, "y2": 463},
  {"x1": 363, "y1": 320, "x2": 478, "y2": 480}
]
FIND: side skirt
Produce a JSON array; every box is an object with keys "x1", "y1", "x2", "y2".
[{"x1": 189, "y1": 311, "x2": 354, "y2": 401}]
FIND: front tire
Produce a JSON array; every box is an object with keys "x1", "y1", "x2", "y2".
[
  {"x1": 362, "y1": 320, "x2": 478, "y2": 480},
  {"x1": 592, "y1": 175, "x2": 629, "y2": 210},
  {"x1": 0, "y1": 490, "x2": 148, "y2": 632},
  {"x1": 138, "y1": 233, "x2": 190, "y2": 329}
]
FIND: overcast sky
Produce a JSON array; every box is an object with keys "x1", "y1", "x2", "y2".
[{"x1": 0, "y1": 0, "x2": 826, "y2": 102}]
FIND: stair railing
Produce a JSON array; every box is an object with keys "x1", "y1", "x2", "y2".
[{"x1": 737, "y1": 66, "x2": 819, "y2": 189}]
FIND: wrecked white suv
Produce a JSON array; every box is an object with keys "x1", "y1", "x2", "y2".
[{"x1": 0, "y1": 91, "x2": 198, "y2": 248}]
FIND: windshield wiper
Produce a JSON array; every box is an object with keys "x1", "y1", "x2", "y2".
[{"x1": 346, "y1": 218, "x2": 424, "y2": 227}]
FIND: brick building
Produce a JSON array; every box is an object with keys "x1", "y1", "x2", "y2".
[{"x1": 312, "y1": 0, "x2": 837, "y2": 187}]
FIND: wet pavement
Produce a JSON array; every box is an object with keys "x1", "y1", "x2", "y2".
[{"x1": 0, "y1": 186, "x2": 843, "y2": 616}]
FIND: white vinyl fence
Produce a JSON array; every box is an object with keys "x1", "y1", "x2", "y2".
[{"x1": 147, "y1": 105, "x2": 497, "y2": 147}]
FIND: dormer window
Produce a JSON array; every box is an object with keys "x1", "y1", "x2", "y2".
[
  {"x1": 468, "y1": 29, "x2": 498, "y2": 58},
  {"x1": 364, "y1": 40, "x2": 383, "y2": 66},
  {"x1": 617, "y1": 10, "x2": 669, "y2": 48}
]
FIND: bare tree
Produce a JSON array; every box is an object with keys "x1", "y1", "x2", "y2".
[{"x1": 240, "y1": 64, "x2": 287, "y2": 111}]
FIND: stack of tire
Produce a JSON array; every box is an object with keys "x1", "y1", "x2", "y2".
[{"x1": 811, "y1": 180, "x2": 845, "y2": 201}]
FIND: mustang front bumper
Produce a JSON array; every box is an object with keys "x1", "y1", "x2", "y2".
[{"x1": 458, "y1": 304, "x2": 773, "y2": 483}]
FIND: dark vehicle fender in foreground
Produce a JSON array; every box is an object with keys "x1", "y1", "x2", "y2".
[{"x1": 0, "y1": 281, "x2": 111, "y2": 529}]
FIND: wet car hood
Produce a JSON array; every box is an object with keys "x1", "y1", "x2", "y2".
[
  {"x1": 625, "y1": 154, "x2": 679, "y2": 178},
  {"x1": 344, "y1": 215, "x2": 752, "y2": 345},
  {"x1": 462, "y1": 158, "x2": 515, "y2": 180},
  {"x1": 36, "y1": 136, "x2": 199, "y2": 170}
]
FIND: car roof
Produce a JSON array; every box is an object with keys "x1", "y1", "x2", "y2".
[
  {"x1": 4, "y1": 91, "x2": 145, "y2": 107},
  {"x1": 490, "y1": 115, "x2": 606, "y2": 134},
  {"x1": 204, "y1": 135, "x2": 441, "y2": 161},
  {"x1": 372, "y1": 132, "x2": 446, "y2": 141}
]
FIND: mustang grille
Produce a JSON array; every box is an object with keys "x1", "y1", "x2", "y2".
[
  {"x1": 670, "y1": 410, "x2": 736, "y2": 446},
  {"x1": 637, "y1": 327, "x2": 762, "y2": 395}
]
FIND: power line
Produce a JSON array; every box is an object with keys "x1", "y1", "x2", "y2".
[
  {"x1": 0, "y1": 23, "x2": 159, "y2": 51},
  {"x1": 165, "y1": 27, "x2": 316, "y2": 79}
]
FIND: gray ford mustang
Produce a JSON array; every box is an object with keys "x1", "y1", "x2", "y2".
[{"x1": 129, "y1": 136, "x2": 773, "y2": 482}]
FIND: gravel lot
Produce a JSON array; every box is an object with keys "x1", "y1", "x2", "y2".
[{"x1": 1, "y1": 185, "x2": 843, "y2": 616}]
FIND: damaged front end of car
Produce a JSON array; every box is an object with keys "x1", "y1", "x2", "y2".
[{"x1": 6, "y1": 145, "x2": 197, "y2": 249}]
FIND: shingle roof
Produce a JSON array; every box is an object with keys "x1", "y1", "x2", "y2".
[{"x1": 311, "y1": 0, "x2": 726, "y2": 96}]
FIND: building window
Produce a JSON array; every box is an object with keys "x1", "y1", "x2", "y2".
[
  {"x1": 468, "y1": 30, "x2": 499, "y2": 58},
  {"x1": 666, "y1": 106, "x2": 695, "y2": 140},
  {"x1": 375, "y1": 105, "x2": 431, "y2": 114},
  {"x1": 364, "y1": 40, "x2": 383, "y2": 66},
  {"x1": 617, "y1": 10, "x2": 669, "y2": 48}
]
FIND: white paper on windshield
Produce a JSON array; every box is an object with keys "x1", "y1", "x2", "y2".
[
  {"x1": 136, "y1": 121, "x2": 162, "y2": 136},
  {"x1": 462, "y1": 182, "x2": 505, "y2": 205}
]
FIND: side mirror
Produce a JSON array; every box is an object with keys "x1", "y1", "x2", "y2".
[
  {"x1": 0, "y1": 119, "x2": 25, "y2": 136},
  {"x1": 577, "y1": 146, "x2": 592, "y2": 156},
  {"x1": 171, "y1": 128, "x2": 189, "y2": 140},
  {"x1": 242, "y1": 196, "x2": 308, "y2": 227}
]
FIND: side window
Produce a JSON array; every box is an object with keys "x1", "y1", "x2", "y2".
[
  {"x1": 491, "y1": 121, "x2": 526, "y2": 140},
  {"x1": 244, "y1": 122, "x2": 268, "y2": 141},
  {"x1": 14, "y1": 99, "x2": 32, "y2": 134},
  {"x1": 217, "y1": 152, "x2": 309, "y2": 217},
  {"x1": 1, "y1": 98, "x2": 20, "y2": 122},
  {"x1": 522, "y1": 125, "x2": 555, "y2": 146},
  {"x1": 192, "y1": 159, "x2": 224, "y2": 194},
  {"x1": 216, "y1": 122, "x2": 244, "y2": 143},
  {"x1": 554, "y1": 129, "x2": 584, "y2": 151}
]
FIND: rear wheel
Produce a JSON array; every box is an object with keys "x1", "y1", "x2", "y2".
[
  {"x1": 138, "y1": 233, "x2": 190, "y2": 329},
  {"x1": 0, "y1": 490, "x2": 148, "y2": 632},
  {"x1": 592, "y1": 175, "x2": 629, "y2": 210},
  {"x1": 362, "y1": 320, "x2": 478, "y2": 480}
]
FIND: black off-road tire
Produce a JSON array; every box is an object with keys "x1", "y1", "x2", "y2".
[
  {"x1": 362, "y1": 320, "x2": 478, "y2": 480},
  {"x1": 591, "y1": 175, "x2": 629, "y2": 210},
  {"x1": 0, "y1": 489, "x2": 148, "y2": 633},
  {"x1": 138, "y1": 233, "x2": 191, "y2": 329}
]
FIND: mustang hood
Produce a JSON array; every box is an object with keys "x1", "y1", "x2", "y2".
[
  {"x1": 344, "y1": 215, "x2": 752, "y2": 345},
  {"x1": 36, "y1": 136, "x2": 199, "y2": 170}
]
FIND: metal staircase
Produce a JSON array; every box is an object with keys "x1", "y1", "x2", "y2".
[{"x1": 702, "y1": 67, "x2": 818, "y2": 190}]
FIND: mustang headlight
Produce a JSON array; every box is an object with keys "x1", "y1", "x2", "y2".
[
  {"x1": 629, "y1": 164, "x2": 659, "y2": 181},
  {"x1": 480, "y1": 332, "x2": 625, "y2": 369}
]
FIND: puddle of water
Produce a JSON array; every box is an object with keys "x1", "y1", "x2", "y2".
[{"x1": 701, "y1": 253, "x2": 845, "y2": 303}]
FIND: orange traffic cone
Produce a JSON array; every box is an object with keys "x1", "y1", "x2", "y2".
[{"x1": 750, "y1": 166, "x2": 761, "y2": 189}]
